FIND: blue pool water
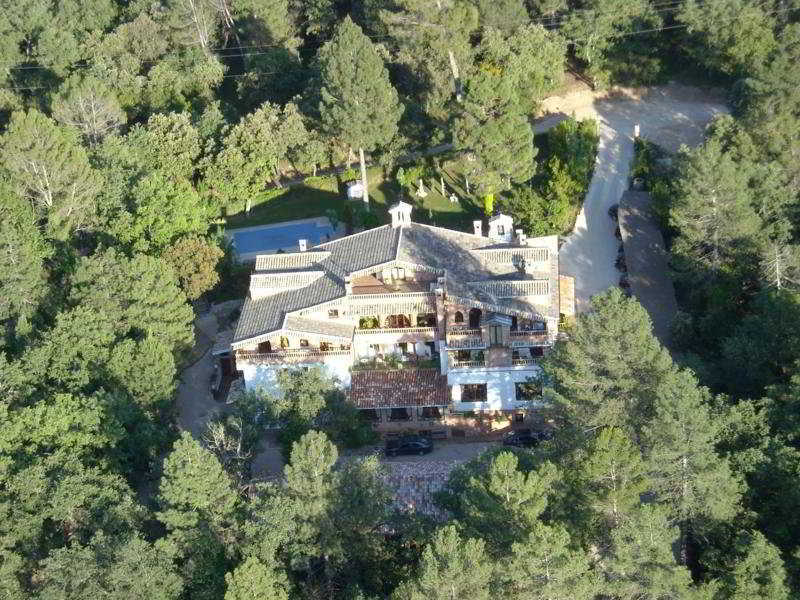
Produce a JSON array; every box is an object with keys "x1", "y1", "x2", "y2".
[{"x1": 230, "y1": 220, "x2": 335, "y2": 255}]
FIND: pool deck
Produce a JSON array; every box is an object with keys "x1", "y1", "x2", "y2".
[{"x1": 228, "y1": 216, "x2": 347, "y2": 262}]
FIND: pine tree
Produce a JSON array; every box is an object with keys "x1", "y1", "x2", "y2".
[
  {"x1": 670, "y1": 137, "x2": 762, "y2": 281},
  {"x1": 317, "y1": 17, "x2": 402, "y2": 204},
  {"x1": 643, "y1": 369, "x2": 743, "y2": 558},
  {"x1": 68, "y1": 249, "x2": 195, "y2": 355},
  {"x1": 224, "y1": 556, "x2": 289, "y2": 600},
  {"x1": 0, "y1": 188, "x2": 51, "y2": 327},
  {"x1": 282, "y1": 430, "x2": 340, "y2": 572},
  {"x1": 716, "y1": 531, "x2": 789, "y2": 600},
  {"x1": 578, "y1": 427, "x2": 649, "y2": 533},
  {"x1": 435, "y1": 449, "x2": 557, "y2": 554},
  {"x1": 379, "y1": 0, "x2": 478, "y2": 117},
  {"x1": 0, "y1": 110, "x2": 103, "y2": 240},
  {"x1": 394, "y1": 525, "x2": 493, "y2": 600},
  {"x1": 157, "y1": 432, "x2": 238, "y2": 536},
  {"x1": 205, "y1": 101, "x2": 307, "y2": 209},
  {"x1": 500, "y1": 522, "x2": 596, "y2": 600},
  {"x1": 454, "y1": 110, "x2": 536, "y2": 195},
  {"x1": 541, "y1": 288, "x2": 675, "y2": 442},
  {"x1": 606, "y1": 504, "x2": 695, "y2": 600}
]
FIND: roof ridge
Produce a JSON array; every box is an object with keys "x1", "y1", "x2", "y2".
[
  {"x1": 411, "y1": 221, "x2": 492, "y2": 242},
  {"x1": 314, "y1": 223, "x2": 392, "y2": 249}
]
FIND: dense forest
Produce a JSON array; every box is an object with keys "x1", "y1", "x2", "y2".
[{"x1": 2, "y1": 0, "x2": 800, "y2": 598}]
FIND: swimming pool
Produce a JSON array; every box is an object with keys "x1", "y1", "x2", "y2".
[{"x1": 229, "y1": 217, "x2": 336, "y2": 260}]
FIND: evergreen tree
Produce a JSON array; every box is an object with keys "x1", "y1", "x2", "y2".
[
  {"x1": 36, "y1": 534, "x2": 184, "y2": 600},
  {"x1": 606, "y1": 504, "x2": 695, "y2": 600},
  {"x1": 435, "y1": 449, "x2": 557, "y2": 554},
  {"x1": 317, "y1": 17, "x2": 403, "y2": 204},
  {"x1": 68, "y1": 249, "x2": 194, "y2": 355},
  {"x1": 282, "y1": 430, "x2": 340, "y2": 571},
  {"x1": 224, "y1": 556, "x2": 289, "y2": 600},
  {"x1": 541, "y1": 288, "x2": 675, "y2": 442},
  {"x1": 52, "y1": 74, "x2": 126, "y2": 146},
  {"x1": 157, "y1": 432, "x2": 238, "y2": 536},
  {"x1": 379, "y1": 0, "x2": 478, "y2": 117},
  {"x1": 118, "y1": 172, "x2": 210, "y2": 254},
  {"x1": 472, "y1": 0, "x2": 528, "y2": 34},
  {"x1": 714, "y1": 531, "x2": 789, "y2": 600},
  {"x1": 394, "y1": 525, "x2": 493, "y2": 600},
  {"x1": 126, "y1": 112, "x2": 203, "y2": 181},
  {"x1": 500, "y1": 522, "x2": 596, "y2": 600},
  {"x1": 577, "y1": 427, "x2": 649, "y2": 534},
  {"x1": 0, "y1": 188, "x2": 51, "y2": 328},
  {"x1": 643, "y1": 369, "x2": 743, "y2": 556},
  {"x1": 670, "y1": 137, "x2": 762, "y2": 281},
  {"x1": 678, "y1": 0, "x2": 777, "y2": 77},
  {"x1": 0, "y1": 110, "x2": 103, "y2": 240},
  {"x1": 205, "y1": 102, "x2": 307, "y2": 209},
  {"x1": 561, "y1": 0, "x2": 650, "y2": 78},
  {"x1": 454, "y1": 109, "x2": 536, "y2": 195}
]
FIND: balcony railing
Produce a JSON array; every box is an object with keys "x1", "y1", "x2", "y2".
[
  {"x1": 450, "y1": 360, "x2": 485, "y2": 369},
  {"x1": 356, "y1": 326, "x2": 438, "y2": 335},
  {"x1": 512, "y1": 358, "x2": 539, "y2": 366},
  {"x1": 448, "y1": 327, "x2": 481, "y2": 335},
  {"x1": 510, "y1": 330, "x2": 548, "y2": 338},
  {"x1": 236, "y1": 349, "x2": 351, "y2": 364}
]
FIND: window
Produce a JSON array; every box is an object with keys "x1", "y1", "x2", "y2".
[
  {"x1": 299, "y1": 339, "x2": 309, "y2": 347},
  {"x1": 462, "y1": 383, "x2": 487, "y2": 402},
  {"x1": 515, "y1": 380, "x2": 542, "y2": 400},
  {"x1": 417, "y1": 312, "x2": 436, "y2": 327},
  {"x1": 421, "y1": 407, "x2": 442, "y2": 420},
  {"x1": 490, "y1": 325, "x2": 502, "y2": 345},
  {"x1": 468, "y1": 308, "x2": 482, "y2": 328},
  {"x1": 279, "y1": 336, "x2": 289, "y2": 349},
  {"x1": 257, "y1": 340, "x2": 271, "y2": 353},
  {"x1": 398, "y1": 342, "x2": 408, "y2": 355},
  {"x1": 454, "y1": 311, "x2": 464, "y2": 324},
  {"x1": 360, "y1": 409, "x2": 380, "y2": 422},
  {"x1": 328, "y1": 309, "x2": 339, "y2": 319},
  {"x1": 320, "y1": 342, "x2": 331, "y2": 351},
  {"x1": 389, "y1": 407, "x2": 411, "y2": 421},
  {"x1": 498, "y1": 224, "x2": 505, "y2": 235}
]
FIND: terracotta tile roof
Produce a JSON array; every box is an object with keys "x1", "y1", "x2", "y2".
[{"x1": 349, "y1": 368, "x2": 450, "y2": 409}]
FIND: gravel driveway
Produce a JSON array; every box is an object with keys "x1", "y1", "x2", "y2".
[{"x1": 536, "y1": 83, "x2": 728, "y2": 312}]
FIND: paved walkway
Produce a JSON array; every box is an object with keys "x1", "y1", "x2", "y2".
[
  {"x1": 619, "y1": 191, "x2": 678, "y2": 347},
  {"x1": 537, "y1": 83, "x2": 728, "y2": 312}
]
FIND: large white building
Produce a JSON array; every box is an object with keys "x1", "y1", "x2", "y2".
[{"x1": 231, "y1": 202, "x2": 573, "y2": 433}]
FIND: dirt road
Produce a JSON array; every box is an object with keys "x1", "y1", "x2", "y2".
[{"x1": 536, "y1": 83, "x2": 728, "y2": 311}]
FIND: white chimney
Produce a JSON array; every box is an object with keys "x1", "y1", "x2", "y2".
[
  {"x1": 298, "y1": 239, "x2": 308, "y2": 252},
  {"x1": 473, "y1": 220, "x2": 483, "y2": 236},
  {"x1": 388, "y1": 201, "x2": 413, "y2": 228},
  {"x1": 345, "y1": 276, "x2": 352, "y2": 295},
  {"x1": 515, "y1": 228, "x2": 527, "y2": 245}
]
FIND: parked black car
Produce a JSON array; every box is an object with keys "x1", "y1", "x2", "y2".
[
  {"x1": 385, "y1": 435, "x2": 434, "y2": 457},
  {"x1": 503, "y1": 429, "x2": 553, "y2": 448}
]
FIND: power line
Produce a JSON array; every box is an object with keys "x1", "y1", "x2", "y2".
[{"x1": 2, "y1": 3, "x2": 796, "y2": 87}]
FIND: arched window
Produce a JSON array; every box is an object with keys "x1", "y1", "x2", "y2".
[
  {"x1": 468, "y1": 308, "x2": 482, "y2": 329},
  {"x1": 454, "y1": 311, "x2": 464, "y2": 324}
]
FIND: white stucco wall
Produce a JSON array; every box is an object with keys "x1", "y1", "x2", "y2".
[
  {"x1": 240, "y1": 357, "x2": 352, "y2": 394},
  {"x1": 448, "y1": 365, "x2": 541, "y2": 411}
]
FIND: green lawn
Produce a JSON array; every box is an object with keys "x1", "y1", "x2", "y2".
[{"x1": 222, "y1": 162, "x2": 484, "y2": 234}]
